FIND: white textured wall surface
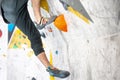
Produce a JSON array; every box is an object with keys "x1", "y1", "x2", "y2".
[{"x1": 0, "y1": 0, "x2": 120, "y2": 80}]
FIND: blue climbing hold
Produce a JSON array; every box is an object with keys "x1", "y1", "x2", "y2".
[
  {"x1": 55, "y1": 50, "x2": 59, "y2": 55},
  {"x1": 8, "y1": 23, "x2": 15, "y2": 32}
]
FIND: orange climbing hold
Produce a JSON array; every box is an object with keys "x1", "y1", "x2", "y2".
[{"x1": 54, "y1": 14, "x2": 67, "y2": 32}]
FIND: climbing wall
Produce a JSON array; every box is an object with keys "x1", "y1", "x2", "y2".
[
  {"x1": 0, "y1": 0, "x2": 120, "y2": 80},
  {"x1": 0, "y1": 16, "x2": 7, "y2": 80}
]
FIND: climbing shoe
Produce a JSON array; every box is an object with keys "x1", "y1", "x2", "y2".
[
  {"x1": 46, "y1": 67, "x2": 70, "y2": 78},
  {"x1": 34, "y1": 16, "x2": 57, "y2": 30}
]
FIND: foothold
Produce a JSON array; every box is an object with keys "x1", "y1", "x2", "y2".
[
  {"x1": 19, "y1": 35, "x2": 22, "y2": 39},
  {"x1": 87, "y1": 40, "x2": 89, "y2": 43},
  {"x1": 18, "y1": 42, "x2": 21, "y2": 45},
  {"x1": 0, "y1": 29, "x2": 2, "y2": 38},
  {"x1": 32, "y1": 77, "x2": 36, "y2": 80},
  {"x1": 47, "y1": 27, "x2": 53, "y2": 32},
  {"x1": 22, "y1": 35, "x2": 26, "y2": 39},
  {"x1": 13, "y1": 44, "x2": 18, "y2": 48},
  {"x1": 55, "y1": 50, "x2": 59, "y2": 55},
  {"x1": 3, "y1": 54, "x2": 7, "y2": 57}
]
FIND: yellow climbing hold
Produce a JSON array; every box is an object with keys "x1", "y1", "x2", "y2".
[
  {"x1": 27, "y1": 51, "x2": 34, "y2": 58},
  {"x1": 40, "y1": 0, "x2": 49, "y2": 12},
  {"x1": 49, "y1": 51, "x2": 55, "y2": 80},
  {"x1": 8, "y1": 27, "x2": 31, "y2": 49},
  {"x1": 68, "y1": 7, "x2": 90, "y2": 24}
]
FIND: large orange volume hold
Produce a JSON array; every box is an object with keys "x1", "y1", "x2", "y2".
[{"x1": 54, "y1": 14, "x2": 67, "y2": 32}]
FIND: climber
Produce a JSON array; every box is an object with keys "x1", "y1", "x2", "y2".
[{"x1": 0, "y1": 0, "x2": 70, "y2": 78}]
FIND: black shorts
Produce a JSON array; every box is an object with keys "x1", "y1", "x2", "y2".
[{"x1": 1, "y1": 0, "x2": 44, "y2": 55}]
